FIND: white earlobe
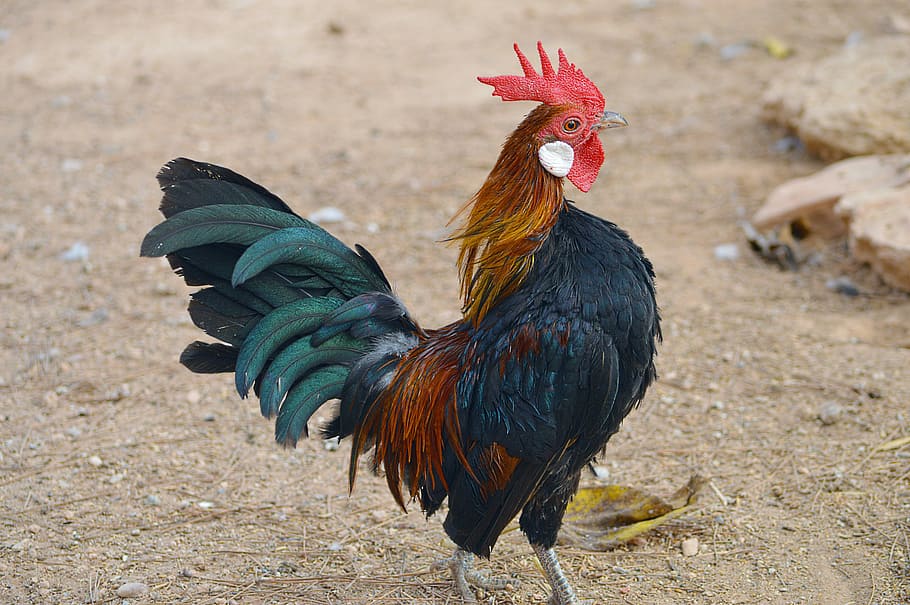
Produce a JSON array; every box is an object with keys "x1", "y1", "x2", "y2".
[{"x1": 538, "y1": 141, "x2": 574, "y2": 178}]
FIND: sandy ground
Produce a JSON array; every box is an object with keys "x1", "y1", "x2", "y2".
[{"x1": 1, "y1": 1, "x2": 909, "y2": 603}]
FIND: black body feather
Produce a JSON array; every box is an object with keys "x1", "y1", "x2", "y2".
[{"x1": 438, "y1": 203, "x2": 660, "y2": 555}]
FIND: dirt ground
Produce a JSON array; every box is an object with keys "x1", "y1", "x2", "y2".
[{"x1": 2, "y1": 1, "x2": 909, "y2": 603}]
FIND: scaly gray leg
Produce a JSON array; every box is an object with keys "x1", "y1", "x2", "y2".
[
  {"x1": 531, "y1": 543, "x2": 591, "y2": 605},
  {"x1": 433, "y1": 547, "x2": 518, "y2": 603}
]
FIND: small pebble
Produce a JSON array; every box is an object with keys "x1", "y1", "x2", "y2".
[
  {"x1": 694, "y1": 32, "x2": 717, "y2": 48},
  {"x1": 77, "y1": 308, "x2": 109, "y2": 327},
  {"x1": 60, "y1": 241, "x2": 90, "y2": 262},
  {"x1": 323, "y1": 437, "x2": 340, "y2": 451},
  {"x1": 180, "y1": 568, "x2": 195, "y2": 578},
  {"x1": 130, "y1": 529, "x2": 140, "y2": 536},
  {"x1": 844, "y1": 30, "x2": 864, "y2": 48},
  {"x1": 818, "y1": 402, "x2": 843, "y2": 425},
  {"x1": 826, "y1": 276, "x2": 859, "y2": 297},
  {"x1": 308, "y1": 206, "x2": 346, "y2": 224},
  {"x1": 203, "y1": 413, "x2": 216, "y2": 422},
  {"x1": 327, "y1": 541, "x2": 343, "y2": 551},
  {"x1": 720, "y1": 42, "x2": 751, "y2": 60},
  {"x1": 144, "y1": 494, "x2": 161, "y2": 506},
  {"x1": 713, "y1": 243, "x2": 739, "y2": 261},
  {"x1": 87, "y1": 455, "x2": 103, "y2": 467},
  {"x1": 186, "y1": 390, "x2": 201, "y2": 404},
  {"x1": 590, "y1": 465, "x2": 610, "y2": 479},
  {"x1": 197, "y1": 501, "x2": 214, "y2": 509},
  {"x1": 681, "y1": 537, "x2": 699, "y2": 556},
  {"x1": 115, "y1": 582, "x2": 149, "y2": 598},
  {"x1": 11, "y1": 538, "x2": 30, "y2": 552},
  {"x1": 61, "y1": 158, "x2": 83, "y2": 173}
]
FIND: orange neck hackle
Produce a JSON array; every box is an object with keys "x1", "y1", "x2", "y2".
[{"x1": 451, "y1": 104, "x2": 567, "y2": 324}]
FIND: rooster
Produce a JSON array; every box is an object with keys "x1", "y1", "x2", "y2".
[{"x1": 142, "y1": 42, "x2": 660, "y2": 604}]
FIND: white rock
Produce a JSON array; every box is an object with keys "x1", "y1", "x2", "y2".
[
  {"x1": 308, "y1": 206, "x2": 346, "y2": 224},
  {"x1": 60, "y1": 241, "x2": 90, "y2": 262},
  {"x1": 681, "y1": 537, "x2": 699, "y2": 556},
  {"x1": 61, "y1": 158, "x2": 83, "y2": 173},
  {"x1": 115, "y1": 582, "x2": 149, "y2": 598},
  {"x1": 590, "y1": 465, "x2": 610, "y2": 479},
  {"x1": 713, "y1": 243, "x2": 739, "y2": 261},
  {"x1": 87, "y1": 455, "x2": 103, "y2": 467},
  {"x1": 818, "y1": 402, "x2": 843, "y2": 425}
]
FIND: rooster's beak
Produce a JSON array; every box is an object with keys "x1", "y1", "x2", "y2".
[{"x1": 597, "y1": 111, "x2": 628, "y2": 130}]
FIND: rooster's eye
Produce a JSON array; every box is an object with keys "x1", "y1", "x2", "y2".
[{"x1": 562, "y1": 118, "x2": 582, "y2": 133}]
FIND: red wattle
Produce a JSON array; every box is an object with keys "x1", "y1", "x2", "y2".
[{"x1": 566, "y1": 135, "x2": 604, "y2": 193}]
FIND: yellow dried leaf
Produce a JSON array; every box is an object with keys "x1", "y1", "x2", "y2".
[
  {"x1": 763, "y1": 36, "x2": 793, "y2": 59},
  {"x1": 560, "y1": 475, "x2": 706, "y2": 551}
]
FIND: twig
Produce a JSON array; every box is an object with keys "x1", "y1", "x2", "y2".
[{"x1": 708, "y1": 480, "x2": 730, "y2": 506}]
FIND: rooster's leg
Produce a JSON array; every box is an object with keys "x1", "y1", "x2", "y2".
[
  {"x1": 433, "y1": 547, "x2": 517, "y2": 603},
  {"x1": 532, "y1": 543, "x2": 591, "y2": 605}
]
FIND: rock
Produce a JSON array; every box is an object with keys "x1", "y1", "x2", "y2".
[
  {"x1": 186, "y1": 390, "x2": 201, "y2": 405},
  {"x1": 720, "y1": 42, "x2": 752, "y2": 61},
  {"x1": 681, "y1": 537, "x2": 699, "y2": 556},
  {"x1": 60, "y1": 241, "x2": 90, "y2": 262},
  {"x1": 752, "y1": 154, "x2": 910, "y2": 233},
  {"x1": 87, "y1": 455, "x2": 103, "y2": 467},
  {"x1": 840, "y1": 185, "x2": 910, "y2": 291},
  {"x1": 713, "y1": 243, "x2": 739, "y2": 261},
  {"x1": 115, "y1": 582, "x2": 149, "y2": 598},
  {"x1": 11, "y1": 538, "x2": 30, "y2": 552},
  {"x1": 61, "y1": 158, "x2": 83, "y2": 173},
  {"x1": 308, "y1": 206, "x2": 346, "y2": 224},
  {"x1": 825, "y1": 276, "x2": 859, "y2": 297},
  {"x1": 590, "y1": 465, "x2": 610, "y2": 479},
  {"x1": 818, "y1": 402, "x2": 843, "y2": 425},
  {"x1": 762, "y1": 37, "x2": 910, "y2": 160}
]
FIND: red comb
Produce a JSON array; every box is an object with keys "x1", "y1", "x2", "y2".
[{"x1": 478, "y1": 42, "x2": 605, "y2": 114}]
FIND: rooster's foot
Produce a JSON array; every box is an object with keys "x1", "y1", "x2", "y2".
[
  {"x1": 433, "y1": 547, "x2": 519, "y2": 603},
  {"x1": 532, "y1": 543, "x2": 592, "y2": 605}
]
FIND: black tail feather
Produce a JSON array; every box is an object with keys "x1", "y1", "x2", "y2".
[
  {"x1": 180, "y1": 341, "x2": 238, "y2": 374},
  {"x1": 157, "y1": 158, "x2": 296, "y2": 217}
]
